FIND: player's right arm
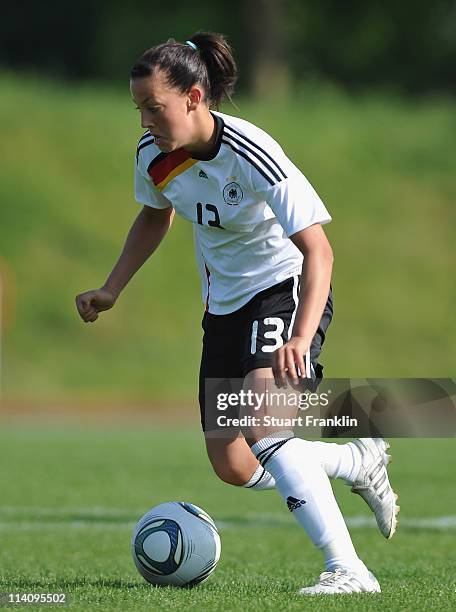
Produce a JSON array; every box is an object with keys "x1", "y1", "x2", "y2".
[{"x1": 75, "y1": 204, "x2": 174, "y2": 323}]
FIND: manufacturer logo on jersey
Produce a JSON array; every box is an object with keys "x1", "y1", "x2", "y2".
[
  {"x1": 286, "y1": 496, "x2": 306, "y2": 512},
  {"x1": 199, "y1": 169, "x2": 209, "y2": 179},
  {"x1": 223, "y1": 182, "x2": 243, "y2": 205}
]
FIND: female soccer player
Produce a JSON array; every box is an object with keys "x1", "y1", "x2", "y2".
[{"x1": 76, "y1": 32, "x2": 398, "y2": 594}]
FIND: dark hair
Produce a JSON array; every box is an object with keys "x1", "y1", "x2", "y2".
[{"x1": 130, "y1": 31, "x2": 237, "y2": 109}]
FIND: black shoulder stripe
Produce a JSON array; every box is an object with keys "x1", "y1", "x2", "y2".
[
  {"x1": 224, "y1": 124, "x2": 287, "y2": 180},
  {"x1": 136, "y1": 138, "x2": 155, "y2": 163},
  {"x1": 138, "y1": 131, "x2": 152, "y2": 144},
  {"x1": 222, "y1": 139, "x2": 275, "y2": 186},
  {"x1": 223, "y1": 131, "x2": 282, "y2": 183}
]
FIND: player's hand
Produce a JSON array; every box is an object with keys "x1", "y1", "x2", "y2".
[
  {"x1": 75, "y1": 287, "x2": 116, "y2": 323},
  {"x1": 272, "y1": 336, "x2": 310, "y2": 388}
]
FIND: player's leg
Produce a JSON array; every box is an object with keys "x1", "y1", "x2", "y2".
[
  {"x1": 199, "y1": 279, "x2": 397, "y2": 541},
  {"x1": 199, "y1": 306, "x2": 275, "y2": 489},
  {"x1": 200, "y1": 277, "x2": 316, "y2": 488},
  {"x1": 204, "y1": 425, "x2": 399, "y2": 535},
  {"x1": 239, "y1": 277, "x2": 399, "y2": 537},
  {"x1": 204, "y1": 435, "x2": 258, "y2": 485},
  {"x1": 242, "y1": 367, "x2": 371, "y2": 576},
  {"x1": 287, "y1": 438, "x2": 399, "y2": 538},
  {"x1": 238, "y1": 280, "x2": 380, "y2": 593}
]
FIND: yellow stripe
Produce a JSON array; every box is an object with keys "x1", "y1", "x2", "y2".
[{"x1": 156, "y1": 158, "x2": 197, "y2": 191}]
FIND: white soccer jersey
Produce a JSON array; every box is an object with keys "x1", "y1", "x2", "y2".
[{"x1": 135, "y1": 111, "x2": 331, "y2": 314}]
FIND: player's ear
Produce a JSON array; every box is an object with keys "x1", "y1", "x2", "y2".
[{"x1": 187, "y1": 86, "x2": 203, "y2": 111}]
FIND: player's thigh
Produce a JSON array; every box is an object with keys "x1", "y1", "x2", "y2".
[
  {"x1": 239, "y1": 278, "x2": 334, "y2": 442},
  {"x1": 198, "y1": 309, "x2": 245, "y2": 433},
  {"x1": 241, "y1": 367, "x2": 300, "y2": 443},
  {"x1": 242, "y1": 276, "x2": 333, "y2": 384}
]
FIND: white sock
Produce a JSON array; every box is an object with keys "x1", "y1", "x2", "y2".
[
  {"x1": 243, "y1": 464, "x2": 276, "y2": 490},
  {"x1": 252, "y1": 434, "x2": 368, "y2": 575},
  {"x1": 310, "y1": 441, "x2": 362, "y2": 484},
  {"x1": 243, "y1": 441, "x2": 361, "y2": 491}
]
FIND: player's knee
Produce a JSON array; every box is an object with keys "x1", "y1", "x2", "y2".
[{"x1": 209, "y1": 460, "x2": 247, "y2": 486}]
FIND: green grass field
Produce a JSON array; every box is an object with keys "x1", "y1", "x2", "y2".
[
  {"x1": 1, "y1": 73, "x2": 454, "y2": 609},
  {"x1": 0, "y1": 426, "x2": 455, "y2": 611},
  {"x1": 0, "y1": 74, "x2": 455, "y2": 403}
]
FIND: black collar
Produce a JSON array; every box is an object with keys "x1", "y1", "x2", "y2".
[{"x1": 188, "y1": 112, "x2": 224, "y2": 161}]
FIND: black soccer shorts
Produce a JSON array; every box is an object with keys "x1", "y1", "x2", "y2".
[{"x1": 198, "y1": 276, "x2": 334, "y2": 431}]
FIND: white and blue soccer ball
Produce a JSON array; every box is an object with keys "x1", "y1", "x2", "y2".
[{"x1": 131, "y1": 501, "x2": 221, "y2": 587}]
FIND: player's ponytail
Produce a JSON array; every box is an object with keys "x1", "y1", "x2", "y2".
[
  {"x1": 186, "y1": 31, "x2": 237, "y2": 108},
  {"x1": 130, "y1": 31, "x2": 237, "y2": 109}
]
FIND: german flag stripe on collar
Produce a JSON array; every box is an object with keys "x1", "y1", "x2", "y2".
[{"x1": 147, "y1": 149, "x2": 197, "y2": 191}]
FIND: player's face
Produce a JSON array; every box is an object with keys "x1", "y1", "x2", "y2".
[{"x1": 131, "y1": 71, "x2": 195, "y2": 153}]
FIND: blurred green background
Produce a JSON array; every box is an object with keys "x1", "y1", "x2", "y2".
[{"x1": 0, "y1": 0, "x2": 454, "y2": 403}]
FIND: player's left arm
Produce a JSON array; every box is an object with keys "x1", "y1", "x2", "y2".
[{"x1": 272, "y1": 223, "x2": 333, "y2": 388}]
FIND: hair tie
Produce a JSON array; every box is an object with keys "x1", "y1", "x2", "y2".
[{"x1": 185, "y1": 40, "x2": 198, "y2": 51}]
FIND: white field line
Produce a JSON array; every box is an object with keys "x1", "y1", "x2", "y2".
[{"x1": 0, "y1": 508, "x2": 455, "y2": 530}]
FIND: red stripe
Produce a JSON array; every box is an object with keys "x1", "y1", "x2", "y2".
[{"x1": 148, "y1": 148, "x2": 192, "y2": 186}]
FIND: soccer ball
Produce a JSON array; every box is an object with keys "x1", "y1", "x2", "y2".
[{"x1": 131, "y1": 501, "x2": 221, "y2": 587}]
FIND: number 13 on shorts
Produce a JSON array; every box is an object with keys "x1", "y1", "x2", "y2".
[
  {"x1": 250, "y1": 317, "x2": 311, "y2": 378},
  {"x1": 250, "y1": 317, "x2": 284, "y2": 354}
]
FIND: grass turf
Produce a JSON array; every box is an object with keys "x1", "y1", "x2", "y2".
[
  {"x1": 0, "y1": 426, "x2": 455, "y2": 610},
  {"x1": 0, "y1": 74, "x2": 455, "y2": 402}
]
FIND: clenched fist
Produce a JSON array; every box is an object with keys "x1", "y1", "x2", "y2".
[{"x1": 75, "y1": 288, "x2": 116, "y2": 323}]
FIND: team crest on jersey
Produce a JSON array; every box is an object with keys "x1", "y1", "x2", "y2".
[{"x1": 223, "y1": 182, "x2": 243, "y2": 205}]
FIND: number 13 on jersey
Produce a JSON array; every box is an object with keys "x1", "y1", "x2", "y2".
[{"x1": 196, "y1": 202, "x2": 223, "y2": 228}]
